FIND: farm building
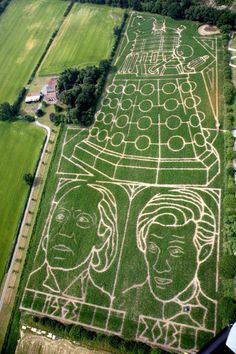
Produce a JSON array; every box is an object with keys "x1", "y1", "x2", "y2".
[{"x1": 25, "y1": 92, "x2": 41, "y2": 103}]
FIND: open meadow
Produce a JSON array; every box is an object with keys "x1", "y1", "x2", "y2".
[
  {"x1": 0, "y1": 0, "x2": 67, "y2": 103},
  {"x1": 38, "y1": 3, "x2": 124, "y2": 76},
  {"x1": 0, "y1": 121, "x2": 45, "y2": 283},
  {"x1": 20, "y1": 12, "x2": 224, "y2": 353}
]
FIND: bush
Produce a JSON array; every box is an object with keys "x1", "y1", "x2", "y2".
[
  {"x1": 224, "y1": 193, "x2": 236, "y2": 211},
  {"x1": 54, "y1": 104, "x2": 63, "y2": 113},
  {"x1": 23, "y1": 173, "x2": 34, "y2": 186},
  {"x1": 224, "y1": 82, "x2": 235, "y2": 105},
  {"x1": 220, "y1": 255, "x2": 236, "y2": 278},
  {"x1": 219, "y1": 297, "x2": 236, "y2": 323},
  {"x1": 227, "y1": 164, "x2": 235, "y2": 177},
  {"x1": 36, "y1": 108, "x2": 44, "y2": 117}
]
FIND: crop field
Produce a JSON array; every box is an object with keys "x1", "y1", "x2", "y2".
[
  {"x1": 0, "y1": 0, "x2": 67, "y2": 103},
  {"x1": 0, "y1": 122, "x2": 44, "y2": 283},
  {"x1": 21, "y1": 13, "x2": 224, "y2": 353},
  {"x1": 38, "y1": 4, "x2": 124, "y2": 76}
]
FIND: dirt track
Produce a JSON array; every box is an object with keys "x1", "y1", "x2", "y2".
[{"x1": 16, "y1": 332, "x2": 111, "y2": 354}]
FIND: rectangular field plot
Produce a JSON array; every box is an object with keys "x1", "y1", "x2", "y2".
[
  {"x1": 38, "y1": 4, "x2": 124, "y2": 76},
  {"x1": 0, "y1": 0, "x2": 67, "y2": 103},
  {"x1": 0, "y1": 121, "x2": 44, "y2": 283},
  {"x1": 21, "y1": 12, "x2": 224, "y2": 353}
]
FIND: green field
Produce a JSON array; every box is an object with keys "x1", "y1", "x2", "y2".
[
  {"x1": 0, "y1": 0, "x2": 67, "y2": 103},
  {"x1": 0, "y1": 121, "x2": 44, "y2": 283},
  {"x1": 38, "y1": 3, "x2": 124, "y2": 76},
  {"x1": 20, "y1": 12, "x2": 224, "y2": 353}
]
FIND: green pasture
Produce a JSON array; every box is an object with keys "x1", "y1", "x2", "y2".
[
  {"x1": 38, "y1": 4, "x2": 124, "y2": 76},
  {"x1": 0, "y1": 0, "x2": 67, "y2": 103},
  {"x1": 20, "y1": 12, "x2": 224, "y2": 352},
  {"x1": 0, "y1": 121, "x2": 44, "y2": 283}
]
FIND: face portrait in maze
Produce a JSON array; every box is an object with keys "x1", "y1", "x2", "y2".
[
  {"x1": 70, "y1": 13, "x2": 220, "y2": 186},
  {"x1": 26, "y1": 182, "x2": 118, "y2": 304},
  {"x1": 47, "y1": 186, "x2": 102, "y2": 269},
  {"x1": 136, "y1": 190, "x2": 216, "y2": 302},
  {"x1": 120, "y1": 189, "x2": 218, "y2": 334}
]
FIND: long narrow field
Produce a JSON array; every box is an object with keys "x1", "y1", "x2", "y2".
[
  {"x1": 0, "y1": 0, "x2": 67, "y2": 103},
  {"x1": 20, "y1": 12, "x2": 224, "y2": 353},
  {"x1": 38, "y1": 4, "x2": 124, "y2": 76},
  {"x1": 0, "y1": 121, "x2": 45, "y2": 283}
]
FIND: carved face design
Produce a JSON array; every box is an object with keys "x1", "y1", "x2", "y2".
[
  {"x1": 47, "y1": 186, "x2": 102, "y2": 270},
  {"x1": 144, "y1": 221, "x2": 197, "y2": 301}
]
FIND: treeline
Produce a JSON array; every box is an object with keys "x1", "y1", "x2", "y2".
[
  {"x1": 25, "y1": 314, "x2": 168, "y2": 354},
  {"x1": 215, "y1": 0, "x2": 233, "y2": 5},
  {"x1": 78, "y1": 0, "x2": 236, "y2": 30},
  {"x1": 220, "y1": 24, "x2": 236, "y2": 326},
  {"x1": 0, "y1": 88, "x2": 34, "y2": 122},
  {"x1": 0, "y1": 0, "x2": 10, "y2": 16}
]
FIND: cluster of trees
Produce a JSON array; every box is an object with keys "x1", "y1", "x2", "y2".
[
  {"x1": 56, "y1": 60, "x2": 110, "y2": 126},
  {"x1": 0, "y1": 88, "x2": 34, "y2": 122},
  {"x1": 215, "y1": 0, "x2": 233, "y2": 5},
  {"x1": 0, "y1": 0, "x2": 10, "y2": 16},
  {"x1": 79, "y1": 0, "x2": 236, "y2": 29},
  {"x1": 25, "y1": 315, "x2": 168, "y2": 354}
]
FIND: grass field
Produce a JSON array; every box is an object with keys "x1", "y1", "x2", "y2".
[
  {"x1": 0, "y1": 121, "x2": 45, "y2": 283},
  {"x1": 38, "y1": 4, "x2": 124, "y2": 76},
  {"x1": 20, "y1": 12, "x2": 224, "y2": 353},
  {"x1": 0, "y1": 0, "x2": 67, "y2": 103}
]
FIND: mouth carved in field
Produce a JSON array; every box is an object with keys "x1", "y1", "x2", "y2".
[{"x1": 154, "y1": 276, "x2": 172, "y2": 288}]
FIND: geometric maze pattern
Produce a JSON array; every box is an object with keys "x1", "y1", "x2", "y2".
[{"x1": 21, "y1": 13, "x2": 222, "y2": 353}]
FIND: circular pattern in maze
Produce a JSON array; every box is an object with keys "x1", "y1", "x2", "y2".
[
  {"x1": 114, "y1": 85, "x2": 124, "y2": 94},
  {"x1": 109, "y1": 98, "x2": 119, "y2": 109},
  {"x1": 140, "y1": 83, "x2": 155, "y2": 96},
  {"x1": 111, "y1": 132, "x2": 125, "y2": 147},
  {"x1": 139, "y1": 99, "x2": 153, "y2": 112},
  {"x1": 103, "y1": 113, "x2": 114, "y2": 125},
  {"x1": 137, "y1": 116, "x2": 152, "y2": 130},
  {"x1": 96, "y1": 111, "x2": 105, "y2": 122},
  {"x1": 168, "y1": 136, "x2": 185, "y2": 152},
  {"x1": 121, "y1": 99, "x2": 133, "y2": 111},
  {"x1": 176, "y1": 45, "x2": 193, "y2": 58},
  {"x1": 106, "y1": 84, "x2": 116, "y2": 93},
  {"x1": 166, "y1": 115, "x2": 182, "y2": 130},
  {"x1": 90, "y1": 127, "x2": 99, "y2": 138},
  {"x1": 184, "y1": 95, "x2": 201, "y2": 110},
  {"x1": 164, "y1": 98, "x2": 179, "y2": 111},
  {"x1": 135, "y1": 135, "x2": 151, "y2": 151},
  {"x1": 124, "y1": 84, "x2": 136, "y2": 95},
  {"x1": 194, "y1": 133, "x2": 206, "y2": 147},
  {"x1": 162, "y1": 82, "x2": 177, "y2": 95},
  {"x1": 189, "y1": 114, "x2": 200, "y2": 128},
  {"x1": 197, "y1": 111, "x2": 206, "y2": 122},
  {"x1": 97, "y1": 129, "x2": 108, "y2": 143},
  {"x1": 115, "y1": 115, "x2": 129, "y2": 128},
  {"x1": 102, "y1": 97, "x2": 111, "y2": 106}
]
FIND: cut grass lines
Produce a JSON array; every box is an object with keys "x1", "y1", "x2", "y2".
[
  {"x1": 38, "y1": 4, "x2": 124, "y2": 76},
  {"x1": 0, "y1": 0, "x2": 67, "y2": 103},
  {"x1": 0, "y1": 121, "x2": 45, "y2": 284}
]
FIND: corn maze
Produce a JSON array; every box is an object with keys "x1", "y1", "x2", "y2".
[{"x1": 21, "y1": 12, "x2": 223, "y2": 353}]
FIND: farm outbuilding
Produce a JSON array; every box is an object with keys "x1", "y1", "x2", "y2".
[{"x1": 25, "y1": 92, "x2": 41, "y2": 103}]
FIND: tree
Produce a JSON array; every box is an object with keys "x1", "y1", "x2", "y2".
[
  {"x1": 220, "y1": 255, "x2": 236, "y2": 279},
  {"x1": 23, "y1": 173, "x2": 34, "y2": 186},
  {"x1": 0, "y1": 102, "x2": 14, "y2": 121},
  {"x1": 219, "y1": 297, "x2": 236, "y2": 323},
  {"x1": 224, "y1": 82, "x2": 235, "y2": 105}
]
